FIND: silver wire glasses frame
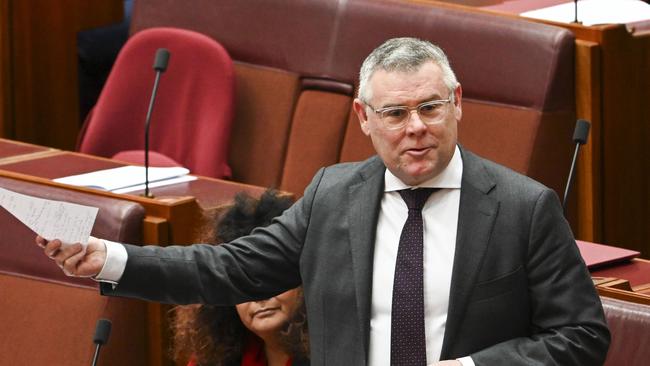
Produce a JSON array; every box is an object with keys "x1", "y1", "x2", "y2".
[{"x1": 364, "y1": 95, "x2": 454, "y2": 130}]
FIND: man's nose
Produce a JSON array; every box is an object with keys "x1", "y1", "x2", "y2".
[{"x1": 405, "y1": 109, "x2": 428, "y2": 133}]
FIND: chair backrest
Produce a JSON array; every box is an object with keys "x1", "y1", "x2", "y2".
[
  {"x1": 130, "y1": 0, "x2": 575, "y2": 198},
  {"x1": 0, "y1": 273, "x2": 149, "y2": 366},
  {"x1": 0, "y1": 176, "x2": 145, "y2": 287},
  {"x1": 0, "y1": 178, "x2": 149, "y2": 365},
  {"x1": 78, "y1": 27, "x2": 236, "y2": 179},
  {"x1": 601, "y1": 296, "x2": 650, "y2": 366}
]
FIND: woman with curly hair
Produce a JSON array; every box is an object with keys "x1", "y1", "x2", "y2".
[{"x1": 171, "y1": 190, "x2": 309, "y2": 366}]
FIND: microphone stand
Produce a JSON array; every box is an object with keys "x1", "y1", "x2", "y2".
[
  {"x1": 144, "y1": 71, "x2": 162, "y2": 198},
  {"x1": 91, "y1": 343, "x2": 102, "y2": 366},
  {"x1": 143, "y1": 48, "x2": 170, "y2": 198},
  {"x1": 573, "y1": 0, "x2": 581, "y2": 24}
]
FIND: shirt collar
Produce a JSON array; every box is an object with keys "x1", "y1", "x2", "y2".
[{"x1": 384, "y1": 145, "x2": 463, "y2": 192}]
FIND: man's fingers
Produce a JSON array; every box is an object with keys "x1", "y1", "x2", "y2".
[
  {"x1": 44, "y1": 239, "x2": 62, "y2": 258},
  {"x1": 52, "y1": 243, "x2": 84, "y2": 268},
  {"x1": 37, "y1": 236, "x2": 98, "y2": 278},
  {"x1": 87, "y1": 236, "x2": 105, "y2": 253},
  {"x1": 62, "y1": 248, "x2": 87, "y2": 276}
]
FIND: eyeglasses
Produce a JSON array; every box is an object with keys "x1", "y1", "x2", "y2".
[{"x1": 365, "y1": 96, "x2": 453, "y2": 130}]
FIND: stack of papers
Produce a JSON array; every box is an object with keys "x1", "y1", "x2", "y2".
[
  {"x1": 54, "y1": 166, "x2": 196, "y2": 194},
  {"x1": 522, "y1": 0, "x2": 650, "y2": 26}
]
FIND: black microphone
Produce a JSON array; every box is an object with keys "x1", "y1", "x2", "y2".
[
  {"x1": 91, "y1": 319, "x2": 112, "y2": 366},
  {"x1": 143, "y1": 48, "x2": 171, "y2": 198},
  {"x1": 562, "y1": 119, "x2": 591, "y2": 212}
]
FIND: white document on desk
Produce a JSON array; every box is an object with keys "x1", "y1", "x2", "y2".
[
  {"x1": 522, "y1": 0, "x2": 650, "y2": 26},
  {"x1": 53, "y1": 166, "x2": 196, "y2": 192},
  {"x1": 0, "y1": 187, "x2": 98, "y2": 247}
]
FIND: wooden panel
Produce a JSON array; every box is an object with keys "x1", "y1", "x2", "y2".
[
  {"x1": 598, "y1": 286, "x2": 650, "y2": 306},
  {"x1": 598, "y1": 29, "x2": 650, "y2": 257},
  {"x1": 143, "y1": 216, "x2": 170, "y2": 245},
  {"x1": 0, "y1": 0, "x2": 11, "y2": 137},
  {"x1": 574, "y1": 40, "x2": 602, "y2": 242},
  {"x1": 1, "y1": 0, "x2": 122, "y2": 149},
  {"x1": 148, "y1": 303, "x2": 173, "y2": 366}
]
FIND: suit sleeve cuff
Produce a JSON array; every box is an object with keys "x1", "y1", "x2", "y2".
[
  {"x1": 94, "y1": 239, "x2": 128, "y2": 284},
  {"x1": 457, "y1": 356, "x2": 475, "y2": 366}
]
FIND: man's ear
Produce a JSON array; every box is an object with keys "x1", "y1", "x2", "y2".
[
  {"x1": 453, "y1": 83, "x2": 463, "y2": 121},
  {"x1": 353, "y1": 98, "x2": 371, "y2": 136}
]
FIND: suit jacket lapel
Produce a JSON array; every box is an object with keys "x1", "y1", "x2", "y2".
[
  {"x1": 348, "y1": 156, "x2": 385, "y2": 359},
  {"x1": 440, "y1": 149, "x2": 499, "y2": 359}
]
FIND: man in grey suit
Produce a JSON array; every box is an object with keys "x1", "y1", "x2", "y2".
[{"x1": 40, "y1": 38, "x2": 609, "y2": 365}]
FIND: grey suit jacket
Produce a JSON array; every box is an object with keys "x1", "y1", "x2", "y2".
[{"x1": 104, "y1": 147, "x2": 610, "y2": 365}]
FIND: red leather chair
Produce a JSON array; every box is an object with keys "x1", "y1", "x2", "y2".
[
  {"x1": 78, "y1": 27, "x2": 235, "y2": 178},
  {"x1": 601, "y1": 296, "x2": 650, "y2": 366}
]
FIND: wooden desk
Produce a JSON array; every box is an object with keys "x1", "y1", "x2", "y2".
[
  {"x1": 0, "y1": 138, "x2": 268, "y2": 245},
  {"x1": 0, "y1": 138, "x2": 270, "y2": 366},
  {"x1": 593, "y1": 259, "x2": 650, "y2": 306},
  {"x1": 0, "y1": 138, "x2": 61, "y2": 164},
  {"x1": 415, "y1": 0, "x2": 650, "y2": 258}
]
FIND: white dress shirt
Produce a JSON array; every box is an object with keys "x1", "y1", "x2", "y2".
[
  {"x1": 367, "y1": 146, "x2": 473, "y2": 366},
  {"x1": 96, "y1": 238, "x2": 127, "y2": 283},
  {"x1": 98, "y1": 146, "x2": 474, "y2": 365}
]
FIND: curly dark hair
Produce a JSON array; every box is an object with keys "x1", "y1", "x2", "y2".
[{"x1": 170, "y1": 189, "x2": 308, "y2": 366}]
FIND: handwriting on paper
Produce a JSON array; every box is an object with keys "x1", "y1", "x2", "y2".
[{"x1": 0, "y1": 187, "x2": 98, "y2": 247}]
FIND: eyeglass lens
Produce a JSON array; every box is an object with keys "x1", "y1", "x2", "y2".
[{"x1": 379, "y1": 100, "x2": 448, "y2": 128}]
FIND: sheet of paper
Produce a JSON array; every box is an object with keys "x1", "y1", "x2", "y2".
[
  {"x1": 522, "y1": 0, "x2": 650, "y2": 26},
  {"x1": 53, "y1": 166, "x2": 190, "y2": 192},
  {"x1": 0, "y1": 187, "x2": 98, "y2": 247}
]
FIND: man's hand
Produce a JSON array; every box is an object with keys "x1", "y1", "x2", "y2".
[
  {"x1": 430, "y1": 361, "x2": 462, "y2": 366},
  {"x1": 36, "y1": 236, "x2": 106, "y2": 278}
]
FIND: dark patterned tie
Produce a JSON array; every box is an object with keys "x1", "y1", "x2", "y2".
[{"x1": 391, "y1": 188, "x2": 437, "y2": 366}]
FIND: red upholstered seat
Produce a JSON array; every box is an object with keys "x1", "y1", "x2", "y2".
[
  {"x1": 112, "y1": 149, "x2": 182, "y2": 167},
  {"x1": 78, "y1": 27, "x2": 235, "y2": 178},
  {"x1": 601, "y1": 296, "x2": 650, "y2": 366}
]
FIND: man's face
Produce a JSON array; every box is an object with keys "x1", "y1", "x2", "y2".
[{"x1": 353, "y1": 61, "x2": 462, "y2": 186}]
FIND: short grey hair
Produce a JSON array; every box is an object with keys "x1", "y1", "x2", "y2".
[{"x1": 357, "y1": 37, "x2": 458, "y2": 103}]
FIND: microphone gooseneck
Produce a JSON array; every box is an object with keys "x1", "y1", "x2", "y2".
[
  {"x1": 563, "y1": 119, "x2": 591, "y2": 213},
  {"x1": 144, "y1": 48, "x2": 171, "y2": 198},
  {"x1": 90, "y1": 318, "x2": 112, "y2": 366}
]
